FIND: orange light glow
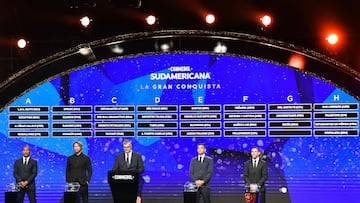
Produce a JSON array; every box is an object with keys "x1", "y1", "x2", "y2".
[{"x1": 288, "y1": 54, "x2": 306, "y2": 70}]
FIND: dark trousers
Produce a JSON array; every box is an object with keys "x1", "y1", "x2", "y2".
[
  {"x1": 76, "y1": 184, "x2": 88, "y2": 203},
  {"x1": 197, "y1": 187, "x2": 211, "y2": 203},
  {"x1": 17, "y1": 188, "x2": 36, "y2": 203},
  {"x1": 256, "y1": 190, "x2": 265, "y2": 203}
]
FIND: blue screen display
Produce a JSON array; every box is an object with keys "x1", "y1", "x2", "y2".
[{"x1": 0, "y1": 53, "x2": 359, "y2": 202}]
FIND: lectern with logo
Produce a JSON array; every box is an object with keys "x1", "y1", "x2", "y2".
[
  {"x1": 183, "y1": 182, "x2": 199, "y2": 203},
  {"x1": 244, "y1": 184, "x2": 260, "y2": 203},
  {"x1": 4, "y1": 183, "x2": 20, "y2": 203},
  {"x1": 64, "y1": 182, "x2": 81, "y2": 203},
  {"x1": 108, "y1": 170, "x2": 139, "y2": 203}
]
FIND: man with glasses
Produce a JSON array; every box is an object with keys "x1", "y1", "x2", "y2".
[{"x1": 112, "y1": 139, "x2": 145, "y2": 203}]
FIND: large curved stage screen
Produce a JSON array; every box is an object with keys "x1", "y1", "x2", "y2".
[{"x1": 0, "y1": 53, "x2": 359, "y2": 203}]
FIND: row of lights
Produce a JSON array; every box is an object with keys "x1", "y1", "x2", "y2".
[{"x1": 15, "y1": 13, "x2": 339, "y2": 51}]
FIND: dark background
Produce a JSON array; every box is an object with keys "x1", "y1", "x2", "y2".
[{"x1": 1, "y1": 0, "x2": 360, "y2": 83}]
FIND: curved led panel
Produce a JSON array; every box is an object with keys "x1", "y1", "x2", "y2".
[{"x1": 0, "y1": 31, "x2": 359, "y2": 203}]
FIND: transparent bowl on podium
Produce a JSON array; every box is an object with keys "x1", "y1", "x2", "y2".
[
  {"x1": 183, "y1": 181, "x2": 198, "y2": 192},
  {"x1": 245, "y1": 184, "x2": 260, "y2": 203},
  {"x1": 5, "y1": 183, "x2": 21, "y2": 192},
  {"x1": 245, "y1": 183, "x2": 260, "y2": 193},
  {"x1": 65, "y1": 182, "x2": 81, "y2": 192}
]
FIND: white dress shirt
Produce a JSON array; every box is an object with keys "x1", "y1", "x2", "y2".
[
  {"x1": 253, "y1": 157, "x2": 260, "y2": 168},
  {"x1": 23, "y1": 156, "x2": 30, "y2": 165},
  {"x1": 198, "y1": 154, "x2": 205, "y2": 163},
  {"x1": 125, "y1": 151, "x2": 132, "y2": 165}
]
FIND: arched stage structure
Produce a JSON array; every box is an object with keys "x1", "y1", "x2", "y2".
[{"x1": 0, "y1": 30, "x2": 359, "y2": 203}]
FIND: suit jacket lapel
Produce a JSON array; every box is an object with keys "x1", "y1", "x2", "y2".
[
  {"x1": 129, "y1": 154, "x2": 134, "y2": 168},
  {"x1": 121, "y1": 153, "x2": 126, "y2": 168}
]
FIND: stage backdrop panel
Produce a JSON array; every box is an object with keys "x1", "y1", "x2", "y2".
[{"x1": 0, "y1": 53, "x2": 359, "y2": 203}]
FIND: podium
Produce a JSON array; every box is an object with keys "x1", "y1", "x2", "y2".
[
  {"x1": 64, "y1": 182, "x2": 81, "y2": 203},
  {"x1": 244, "y1": 184, "x2": 260, "y2": 203},
  {"x1": 5, "y1": 183, "x2": 20, "y2": 203},
  {"x1": 108, "y1": 170, "x2": 139, "y2": 203},
  {"x1": 183, "y1": 182, "x2": 198, "y2": 203},
  {"x1": 4, "y1": 192, "x2": 17, "y2": 203}
]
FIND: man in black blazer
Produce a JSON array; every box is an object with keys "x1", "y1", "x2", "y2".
[
  {"x1": 13, "y1": 145, "x2": 38, "y2": 203},
  {"x1": 243, "y1": 147, "x2": 268, "y2": 203},
  {"x1": 112, "y1": 139, "x2": 145, "y2": 203},
  {"x1": 66, "y1": 141, "x2": 92, "y2": 203},
  {"x1": 190, "y1": 143, "x2": 214, "y2": 203}
]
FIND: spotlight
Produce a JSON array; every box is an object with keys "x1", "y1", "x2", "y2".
[
  {"x1": 145, "y1": 15, "x2": 157, "y2": 26},
  {"x1": 288, "y1": 54, "x2": 306, "y2": 70},
  {"x1": 79, "y1": 46, "x2": 96, "y2": 60},
  {"x1": 205, "y1": 14, "x2": 216, "y2": 24},
  {"x1": 214, "y1": 42, "x2": 227, "y2": 53},
  {"x1": 80, "y1": 16, "x2": 91, "y2": 28},
  {"x1": 326, "y1": 33, "x2": 338, "y2": 45},
  {"x1": 111, "y1": 45, "x2": 124, "y2": 54},
  {"x1": 17, "y1": 38, "x2": 28, "y2": 49},
  {"x1": 160, "y1": 43, "x2": 170, "y2": 52},
  {"x1": 260, "y1": 15, "x2": 272, "y2": 27},
  {"x1": 155, "y1": 40, "x2": 173, "y2": 52},
  {"x1": 79, "y1": 47, "x2": 92, "y2": 56},
  {"x1": 279, "y1": 186, "x2": 288, "y2": 194}
]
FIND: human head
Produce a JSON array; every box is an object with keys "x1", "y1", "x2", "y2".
[
  {"x1": 73, "y1": 141, "x2": 83, "y2": 154},
  {"x1": 251, "y1": 147, "x2": 261, "y2": 159},
  {"x1": 197, "y1": 143, "x2": 206, "y2": 155},
  {"x1": 22, "y1": 145, "x2": 31, "y2": 157},
  {"x1": 123, "y1": 139, "x2": 132, "y2": 154}
]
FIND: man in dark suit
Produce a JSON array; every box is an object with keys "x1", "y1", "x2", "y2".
[
  {"x1": 112, "y1": 139, "x2": 145, "y2": 203},
  {"x1": 66, "y1": 141, "x2": 92, "y2": 203},
  {"x1": 13, "y1": 145, "x2": 38, "y2": 203},
  {"x1": 190, "y1": 143, "x2": 214, "y2": 203},
  {"x1": 243, "y1": 147, "x2": 268, "y2": 203}
]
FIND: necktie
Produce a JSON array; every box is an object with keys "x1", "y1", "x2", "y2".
[
  {"x1": 126, "y1": 155, "x2": 130, "y2": 168},
  {"x1": 24, "y1": 158, "x2": 28, "y2": 165},
  {"x1": 253, "y1": 160, "x2": 256, "y2": 168}
]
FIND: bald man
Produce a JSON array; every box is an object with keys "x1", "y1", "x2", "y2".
[{"x1": 14, "y1": 145, "x2": 38, "y2": 203}]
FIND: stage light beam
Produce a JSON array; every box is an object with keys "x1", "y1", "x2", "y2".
[
  {"x1": 17, "y1": 38, "x2": 28, "y2": 49},
  {"x1": 205, "y1": 14, "x2": 216, "y2": 24}
]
